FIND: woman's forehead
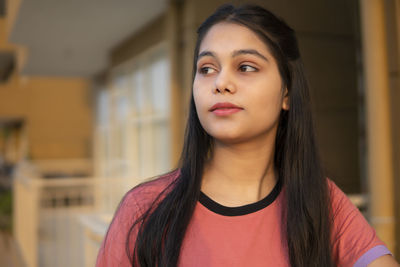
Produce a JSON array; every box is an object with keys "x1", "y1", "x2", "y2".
[{"x1": 198, "y1": 22, "x2": 272, "y2": 58}]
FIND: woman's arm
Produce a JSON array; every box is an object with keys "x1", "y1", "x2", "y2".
[{"x1": 368, "y1": 255, "x2": 399, "y2": 267}]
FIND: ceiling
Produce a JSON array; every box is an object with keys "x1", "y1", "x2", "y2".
[{"x1": 9, "y1": 0, "x2": 167, "y2": 77}]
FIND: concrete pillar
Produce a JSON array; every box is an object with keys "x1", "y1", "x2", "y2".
[{"x1": 359, "y1": 0, "x2": 395, "y2": 252}]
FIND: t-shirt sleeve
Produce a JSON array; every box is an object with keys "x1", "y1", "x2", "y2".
[
  {"x1": 96, "y1": 190, "x2": 144, "y2": 267},
  {"x1": 329, "y1": 180, "x2": 391, "y2": 266}
]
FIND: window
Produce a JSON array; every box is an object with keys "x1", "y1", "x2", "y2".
[{"x1": 94, "y1": 43, "x2": 171, "y2": 210}]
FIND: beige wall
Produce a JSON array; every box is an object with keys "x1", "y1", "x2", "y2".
[{"x1": 0, "y1": 76, "x2": 93, "y2": 159}]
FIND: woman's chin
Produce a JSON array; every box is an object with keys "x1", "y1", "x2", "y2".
[{"x1": 211, "y1": 133, "x2": 249, "y2": 145}]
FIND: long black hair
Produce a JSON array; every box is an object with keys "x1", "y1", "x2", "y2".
[{"x1": 125, "y1": 4, "x2": 333, "y2": 267}]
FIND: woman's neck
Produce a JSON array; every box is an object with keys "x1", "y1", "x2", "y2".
[{"x1": 201, "y1": 139, "x2": 277, "y2": 207}]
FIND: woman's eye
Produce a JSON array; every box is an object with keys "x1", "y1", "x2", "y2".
[
  {"x1": 239, "y1": 65, "x2": 257, "y2": 72},
  {"x1": 199, "y1": 67, "x2": 216, "y2": 75}
]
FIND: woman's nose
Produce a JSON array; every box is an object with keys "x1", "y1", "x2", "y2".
[{"x1": 213, "y1": 69, "x2": 237, "y2": 94}]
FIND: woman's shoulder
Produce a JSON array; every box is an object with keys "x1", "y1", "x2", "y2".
[
  {"x1": 96, "y1": 170, "x2": 180, "y2": 266},
  {"x1": 120, "y1": 169, "x2": 180, "y2": 214}
]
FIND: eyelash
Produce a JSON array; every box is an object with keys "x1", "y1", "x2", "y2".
[
  {"x1": 239, "y1": 64, "x2": 258, "y2": 72},
  {"x1": 198, "y1": 64, "x2": 258, "y2": 75},
  {"x1": 199, "y1": 66, "x2": 216, "y2": 75}
]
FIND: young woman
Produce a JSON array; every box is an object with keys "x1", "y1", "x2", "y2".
[{"x1": 96, "y1": 4, "x2": 398, "y2": 267}]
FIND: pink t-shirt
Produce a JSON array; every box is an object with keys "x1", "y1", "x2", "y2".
[{"x1": 96, "y1": 170, "x2": 390, "y2": 267}]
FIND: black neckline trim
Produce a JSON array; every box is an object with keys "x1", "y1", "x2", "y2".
[{"x1": 199, "y1": 179, "x2": 282, "y2": 216}]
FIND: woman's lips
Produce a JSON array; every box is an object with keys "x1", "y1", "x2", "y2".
[{"x1": 209, "y1": 102, "x2": 243, "y2": 116}]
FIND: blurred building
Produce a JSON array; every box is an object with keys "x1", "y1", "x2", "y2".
[{"x1": 0, "y1": 0, "x2": 398, "y2": 266}]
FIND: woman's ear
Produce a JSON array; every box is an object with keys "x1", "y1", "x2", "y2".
[{"x1": 282, "y1": 88, "x2": 289, "y2": 110}]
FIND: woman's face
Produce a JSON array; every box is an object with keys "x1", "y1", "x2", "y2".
[{"x1": 193, "y1": 22, "x2": 289, "y2": 144}]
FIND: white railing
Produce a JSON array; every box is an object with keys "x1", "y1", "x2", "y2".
[
  {"x1": 13, "y1": 173, "x2": 39, "y2": 267},
  {"x1": 13, "y1": 175, "x2": 96, "y2": 267},
  {"x1": 13, "y1": 161, "x2": 138, "y2": 267},
  {"x1": 79, "y1": 213, "x2": 113, "y2": 267},
  {"x1": 13, "y1": 161, "x2": 97, "y2": 267}
]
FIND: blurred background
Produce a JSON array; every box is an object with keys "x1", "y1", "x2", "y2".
[{"x1": 0, "y1": 0, "x2": 399, "y2": 266}]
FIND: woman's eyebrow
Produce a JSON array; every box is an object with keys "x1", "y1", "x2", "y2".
[
  {"x1": 198, "y1": 51, "x2": 217, "y2": 61},
  {"x1": 197, "y1": 49, "x2": 268, "y2": 62},
  {"x1": 232, "y1": 49, "x2": 268, "y2": 62}
]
